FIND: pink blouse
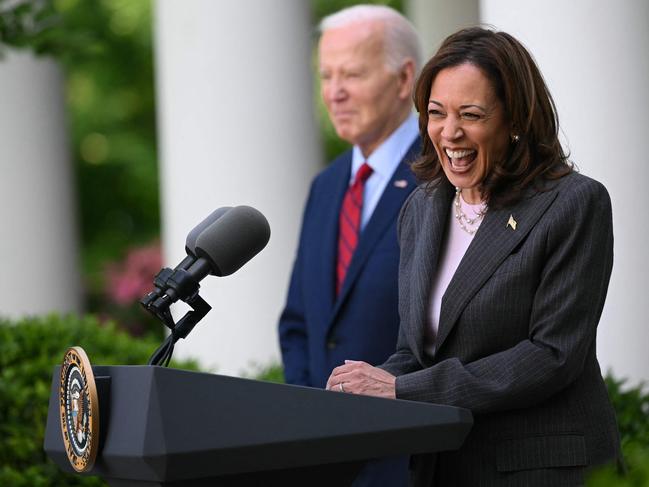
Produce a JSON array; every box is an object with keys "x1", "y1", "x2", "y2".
[{"x1": 424, "y1": 193, "x2": 487, "y2": 356}]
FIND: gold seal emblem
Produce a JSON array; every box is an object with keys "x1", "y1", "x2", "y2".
[{"x1": 59, "y1": 347, "x2": 99, "y2": 472}]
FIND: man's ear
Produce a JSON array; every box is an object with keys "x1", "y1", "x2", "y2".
[{"x1": 397, "y1": 58, "x2": 416, "y2": 100}]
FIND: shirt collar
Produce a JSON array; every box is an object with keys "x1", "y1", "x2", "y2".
[{"x1": 350, "y1": 114, "x2": 419, "y2": 182}]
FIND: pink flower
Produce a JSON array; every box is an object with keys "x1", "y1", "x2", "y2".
[{"x1": 105, "y1": 241, "x2": 162, "y2": 305}]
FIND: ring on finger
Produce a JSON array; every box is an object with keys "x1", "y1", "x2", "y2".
[{"x1": 339, "y1": 382, "x2": 345, "y2": 393}]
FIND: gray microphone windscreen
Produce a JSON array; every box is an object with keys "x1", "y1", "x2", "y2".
[
  {"x1": 185, "y1": 207, "x2": 232, "y2": 256},
  {"x1": 194, "y1": 205, "x2": 271, "y2": 276}
]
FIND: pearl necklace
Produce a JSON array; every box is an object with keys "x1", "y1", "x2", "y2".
[{"x1": 454, "y1": 187, "x2": 486, "y2": 235}]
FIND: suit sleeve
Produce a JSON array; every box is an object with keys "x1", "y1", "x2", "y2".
[
  {"x1": 394, "y1": 178, "x2": 614, "y2": 414},
  {"x1": 278, "y1": 182, "x2": 316, "y2": 386},
  {"x1": 379, "y1": 319, "x2": 422, "y2": 375}
]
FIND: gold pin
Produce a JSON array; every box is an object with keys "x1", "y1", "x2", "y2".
[{"x1": 507, "y1": 214, "x2": 517, "y2": 230}]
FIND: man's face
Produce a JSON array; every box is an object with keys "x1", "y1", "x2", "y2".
[{"x1": 318, "y1": 22, "x2": 410, "y2": 157}]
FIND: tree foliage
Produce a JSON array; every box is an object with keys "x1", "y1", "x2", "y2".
[{"x1": 1, "y1": 0, "x2": 159, "y2": 307}]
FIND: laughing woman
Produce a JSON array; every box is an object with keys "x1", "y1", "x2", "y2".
[{"x1": 327, "y1": 27, "x2": 622, "y2": 486}]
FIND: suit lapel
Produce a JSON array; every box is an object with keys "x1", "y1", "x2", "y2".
[
  {"x1": 317, "y1": 154, "x2": 352, "y2": 317},
  {"x1": 435, "y1": 188, "x2": 559, "y2": 352},
  {"x1": 407, "y1": 181, "x2": 454, "y2": 363}
]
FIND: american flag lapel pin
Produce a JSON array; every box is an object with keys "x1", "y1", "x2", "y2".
[
  {"x1": 507, "y1": 214, "x2": 517, "y2": 230},
  {"x1": 393, "y1": 179, "x2": 408, "y2": 188}
]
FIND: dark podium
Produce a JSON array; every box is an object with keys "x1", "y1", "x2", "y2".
[{"x1": 45, "y1": 366, "x2": 472, "y2": 486}]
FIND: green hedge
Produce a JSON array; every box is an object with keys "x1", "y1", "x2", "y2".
[
  {"x1": 587, "y1": 376, "x2": 649, "y2": 486},
  {"x1": 0, "y1": 314, "x2": 197, "y2": 487}
]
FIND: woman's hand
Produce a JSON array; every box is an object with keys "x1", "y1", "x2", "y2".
[{"x1": 326, "y1": 360, "x2": 397, "y2": 399}]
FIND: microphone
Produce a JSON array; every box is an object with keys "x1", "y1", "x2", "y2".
[
  {"x1": 151, "y1": 205, "x2": 271, "y2": 309},
  {"x1": 143, "y1": 205, "x2": 270, "y2": 366},
  {"x1": 143, "y1": 207, "x2": 233, "y2": 307},
  {"x1": 194, "y1": 205, "x2": 271, "y2": 276},
  {"x1": 185, "y1": 206, "x2": 233, "y2": 258}
]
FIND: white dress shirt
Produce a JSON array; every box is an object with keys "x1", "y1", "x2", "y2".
[{"x1": 349, "y1": 114, "x2": 419, "y2": 229}]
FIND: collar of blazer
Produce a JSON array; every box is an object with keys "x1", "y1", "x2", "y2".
[
  {"x1": 406, "y1": 181, "x2": 453, "y2": 363},
  {"x1": 407, "y1": 178, "x2": 562, "y2": 360}
]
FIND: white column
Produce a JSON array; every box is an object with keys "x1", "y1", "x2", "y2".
[
  {"x1": 406, "y1": 0, "x2": 480, "y2": 60},
  {"x1": 480, "y1": 0, "x2": 649, "y2": 384},
  {"x1": 0, "y1": 50, "x2": 81, "y2": 318},
  {"x1": 154, "y1": 0, "x2": 320, "y2": 375}
]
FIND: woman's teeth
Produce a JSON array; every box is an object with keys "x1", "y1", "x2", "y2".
[
  {"x1": 444, "y1": 149, "x2": 477, "y2": 172},
  {"x1": 445, "y1": 148, "x2": 476, "y2": 159}
]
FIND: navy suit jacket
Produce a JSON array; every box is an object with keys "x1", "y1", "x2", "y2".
[{"x1": 279, "y1": 140, "x2": 420, "y2": 388}]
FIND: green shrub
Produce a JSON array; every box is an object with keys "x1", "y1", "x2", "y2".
[
  {"x1": 0, "y1": 314, "x2": 197, "y2": 487},
  {"x1": 587, "y1": 375, "x2": 649, "y2": 486},
  {"x1": 606, "y1": 375, "x2": 649, "y2": 449},
  {"x1": 244, "y1": 363, "x2": 285, "y2": 384}
]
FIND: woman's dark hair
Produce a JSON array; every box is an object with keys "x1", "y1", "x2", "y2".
[{"x1": 412, "y1": 27, "x2": 572, "y2": 208}]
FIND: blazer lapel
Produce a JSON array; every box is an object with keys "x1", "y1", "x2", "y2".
[
  {"x1": 407, "y1": 181, "x2": 454, "y2": 364},
  {"x1": 435, "y1": 188, "x2": 560, "y2": 352}
]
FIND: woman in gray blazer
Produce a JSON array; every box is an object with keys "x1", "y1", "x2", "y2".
[{"x1": 327, "y1": 27, "x2": 622, "y2": 486}]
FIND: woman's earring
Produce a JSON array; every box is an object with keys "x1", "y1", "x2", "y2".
[{"x1": 511, "y1": 134, "x2": 520, "y2": 143}]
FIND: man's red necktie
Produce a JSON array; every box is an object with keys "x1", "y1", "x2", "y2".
[{"x1": 336, "y1": 162, "x2": 373, "y2": 295}]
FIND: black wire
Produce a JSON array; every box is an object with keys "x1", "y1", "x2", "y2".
[
  {"x1": 163, "y1": 342, "x2": 174, "y2": 367},
  {"x1": 157, "y1": 329, "x2": 179, "y2": 367},
  {"x1": 147, "y1": 333, "x2": 174, "y2": 366}
]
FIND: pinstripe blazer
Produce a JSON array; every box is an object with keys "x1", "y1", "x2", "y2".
[{"x1": 380, "y1": 172, "x2": 622, "y2": 486}]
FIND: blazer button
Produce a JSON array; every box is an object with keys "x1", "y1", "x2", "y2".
[{"x1": 327, "y1": 339, "x2": 338, "y2": 349}]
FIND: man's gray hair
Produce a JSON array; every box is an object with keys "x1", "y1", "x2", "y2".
[{"x1": 319, "y1": 4, "x2": 422, "y2": 73}]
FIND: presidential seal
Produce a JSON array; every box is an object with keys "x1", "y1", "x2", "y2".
[{"x1": 59, "y1": 346, "x2": 99, "y2": 472}]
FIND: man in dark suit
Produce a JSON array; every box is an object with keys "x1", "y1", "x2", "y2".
[
  {"x1": 278, "y1": 5, "x2": 421, "y2": 486},
  {"x1": 279, "y1": 3, "x2": 421, "y2": 393}
]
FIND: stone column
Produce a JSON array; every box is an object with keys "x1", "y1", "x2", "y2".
[
  {"x1": 0, "y1": 50, "x2": 81, "y2": 319},
  {"x1": 406, "y1": 0, "x2": 480, "y2": 60},
  {"x1": 154, "y1": 0, "x2": 320, "y2": 375}
]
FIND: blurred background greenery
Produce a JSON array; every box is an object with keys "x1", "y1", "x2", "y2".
[
  {"x1": 0, "y1": 0, "x2": 402, "y2": 338},
  {"x1": 1, "y1": 0, "x2": 647, "y2": 485},
  {"x1": 1, "y1": 0, "x2": 161, "y2": 337}
]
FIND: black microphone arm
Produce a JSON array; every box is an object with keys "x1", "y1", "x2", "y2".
[{"x1": 141, "y1": 205, "x2": 271, "y2": 366}]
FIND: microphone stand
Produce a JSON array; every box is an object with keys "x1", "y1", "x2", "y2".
[{"x1": 140, "y1": 267, "x2": 212, "y2": 367}]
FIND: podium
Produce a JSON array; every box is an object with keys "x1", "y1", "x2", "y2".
[{"x1": 45, "y1": 366, "x2": 472, "y2": 486}]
